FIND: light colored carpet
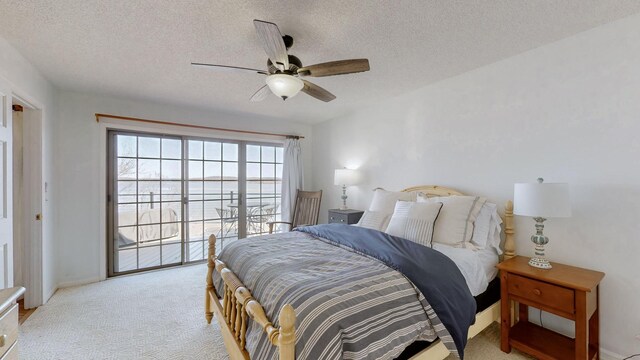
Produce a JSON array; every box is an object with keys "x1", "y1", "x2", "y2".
[{"x1": 21, "y1": 264, "x2": 531, "y2": 359}]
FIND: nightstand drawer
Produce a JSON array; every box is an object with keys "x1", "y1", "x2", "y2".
[
  {"x1": 329, "y1": 213, "x2": 349, "y2": 223},
  {"x1": 0, "y1": 304, "x2": 18, "y2": 358},
  {"x1": 328, "y1": 210, "x2": 363, "y2": 225},
  {"x1": 507, "y1": 274, "x2": 574, "y2": 314}
]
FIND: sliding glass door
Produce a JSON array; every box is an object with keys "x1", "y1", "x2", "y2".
[
  {"x1": 108, "y1": 131, "x2": 282, "y2": 276},
  {"x1": 185, "y1": 139, "x2": 239, "y2": 262}
]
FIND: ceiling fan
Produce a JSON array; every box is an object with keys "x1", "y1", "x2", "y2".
[{"x1": 192, "y1": 19, "x2": 370, "y2": 102}]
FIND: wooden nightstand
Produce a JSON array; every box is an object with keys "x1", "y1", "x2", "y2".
[
  {"x1": 328, "y1": 209, "x2": 364, "y2": 225},
  {"x1": 497, "y1": 256, "x2": 604, "y2": 360}
]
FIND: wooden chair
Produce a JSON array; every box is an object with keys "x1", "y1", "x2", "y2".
[{"x1": 268, "y1": 190, "x2": 322, "y2": 234}]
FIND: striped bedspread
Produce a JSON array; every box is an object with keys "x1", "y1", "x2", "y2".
[{"x1": 213, "y1": 226, "x2": 471, "y2": 359}]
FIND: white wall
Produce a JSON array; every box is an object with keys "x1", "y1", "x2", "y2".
[
  {"x1": 312, "y1": 13, "x2": 640, "y2": 358},
  {"x1": 55, "y1": 91, "x2": 313, "y2": 286},
  {"x1": 0, "y1": 36, "x2": 58, "y2": 303}
]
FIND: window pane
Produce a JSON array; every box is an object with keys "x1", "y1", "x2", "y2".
[
  {"x1": 117, "y1": 204, "x2": 137, "y2": 226},
  {"x1": 261, "y1": 163, "x2": 275, "y2": 179},
  {"x1": 247, "y1": 145, "x2": 260, "y2": 162},
  {"x1": 223, "y1": 162, "x2": 238, "y2": 179},
  {"x1": 138, "y1": 203, "x2": 161, "y2": 224},
  {"x1": 223, "y1": 143, "x2": 238, "y2": 161},
  {"x1": 138, "y1": 224, "x2": 161, "y2": 242},
  {"x1": 138, "y1": 137, "x2": 160, "y2": 158},
  {"x1": 162, "y1": 138, "x2": 181, "y2": 159},
  {"x1": 204, "y1": 181, "x2": 222, "y2": 200},
  {"x1": 117, "y1": 249, "x2": 137, "y2": 272},
  {"x1": 262, "y1": 146, "x2": 275, "y2": 162},
  {"x1": 161, "y1": 202, "x2": 182, "y2": 222},
  {"x1": 222, "y1": 182, "x2": 238, "y2": 200},
  {"x1": 162, "y1": 243, "x2": 181, "y2": 265},
  {"x1": 189, "y1": 140, "x2": 203, "y2": 159},
  {"x1": 161, "y1": 221, "x2": 181, "y2": 241},
  {"x1": 275, "y1": 164, "x2": 283, "y2": 180},
  {"x1": 189, "y1": 201, "x2": 203, "y2": 221},
  {"x1": 138, "y1": 159, "x2": 160, "y2": 179},
  {"x1": 188, "y1": 241, "x2": 204, "y2": 261},
  {"x1": 247, "y1": 162, "x2": 260, "y2": 180},
  {"x1": 161, "y1": 181, "x2": 182, "y2": 201},
  {"x1": 139, "y1": 246, "x2": 160, "y2": 267},
  {"x1": 204, "y1": 142, "x2": 222, "y2": 160},
  {"x1": 275, "y1": 147, "x2": 283, "y2": 163},
  {"x1": 189, "y1": 181, "x2": 203, "y2": 200},
  {"x1": 188, "y1": 222, "x2": 204, "y2": 241},
  {"x1": 117, "y1": 135, "x2": 137, "y2": 157},
  {"x1": 137, "y1": 181, "x2": 160, "y2": 202},
  {"x1": 247, "y1": 180, "x2": 260, "y2": 199},
  {"x1": 203, "y1": 201, "x2": 219, "y2": 220},
  {"x1": 161, "y1": 160, "x2": 181, "y2": 180},
  {"x1": 117, "y1": 158, "x2": 137, "y2": 179},
  {"x1": 204, "y1": 161, "x2": 221, "y2": 179},
  {"x1": 189, "y1": 160, "x2": 203, "y2": 180}
]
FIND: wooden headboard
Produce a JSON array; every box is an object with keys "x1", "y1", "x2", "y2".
[{"x1": 400, "y1": 185, "x2": 516, "y2": 260}]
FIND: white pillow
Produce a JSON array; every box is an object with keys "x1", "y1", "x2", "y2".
[
  {"x1": 368, "y1": 188, "x2": 417, "y2": 213},
  {"x1": 471, "y1": 202, "x2": 497, "y2": 249},
  {"x1": 417, "y1": 194, "x2": 486, "y2": 248},
  {"x1": 385, "y1": 201, "x2": 443, "y2": 247},
  {"x1": 356, "y1": 210, "x2": 392, "y2": 231}
]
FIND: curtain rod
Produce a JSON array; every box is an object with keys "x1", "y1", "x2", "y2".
[{"x1": 95, "y1": 113, "x2": 304, "y2": 139}]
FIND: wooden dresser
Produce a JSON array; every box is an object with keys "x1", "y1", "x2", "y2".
[
  {"x1": 0, "y1": 287, "x2": 26, "y2": 360},
  {"x1": 497, "y1": 256, "x2": 604, "y2": 360}
]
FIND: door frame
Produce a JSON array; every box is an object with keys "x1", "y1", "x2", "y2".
[{"x1": 16, "y1": 97, "x2": 43, "y2": 308}]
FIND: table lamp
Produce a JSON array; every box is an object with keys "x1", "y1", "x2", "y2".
[
  {"x1": 334, "y1": 169, "x2": 359, "y2": 210},
  {"x1": 513, "y1": 178, "x2": 571, "y2": 269}
]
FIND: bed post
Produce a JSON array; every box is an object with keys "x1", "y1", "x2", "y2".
[
  {"x1": 503, "y1": 200, "x2": 516, "y2": 260},
  {"x1": 206, "y1": 234, "x2": 216, "y2": 324},
  {"x1": 278, "y1": 304, "x2": 296, "y2": 360}
]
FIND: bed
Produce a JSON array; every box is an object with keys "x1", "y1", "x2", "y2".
[{"x1": 205, "y1": 185, "x2": 516, "y2": 359}]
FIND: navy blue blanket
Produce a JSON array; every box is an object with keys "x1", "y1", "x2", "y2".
[{"x1": 297, "y1": 224, "x2": 476, "y2": 358}]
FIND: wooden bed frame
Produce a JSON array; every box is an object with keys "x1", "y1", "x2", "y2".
[{"x1": 205, "y1": 185, "x2": 516, "y2": 360}]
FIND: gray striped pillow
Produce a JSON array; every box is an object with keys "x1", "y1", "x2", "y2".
[{"x1": 385, "y1": 201, "x2": 443, "y2": 247}]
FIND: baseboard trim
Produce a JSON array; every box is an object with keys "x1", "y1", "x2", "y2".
[{"x1": 57, "y1": 277, "x2": 102, "y2": 289}]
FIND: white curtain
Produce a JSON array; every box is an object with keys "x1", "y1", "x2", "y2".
[{"x1": 281, "y1": 138, "x2": 304, "y2": 222}]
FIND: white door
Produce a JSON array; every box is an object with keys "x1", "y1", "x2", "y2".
[{"x1": 0, "y1": 80, "x2": 14, "y2": 289}]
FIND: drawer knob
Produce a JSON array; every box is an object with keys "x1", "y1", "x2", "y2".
[
  {"x1": 330, "y1": 217, "x2": 334, "y2": 220},
  {"x1": 0, "y1": 334, "x2": 6, "y2": 347},
  {"x1": 340, "y1": 219, "x2": 344, "y2": 222},
  {"x1": 533, "y1": 289, "x2": 542, "y2": 296}
]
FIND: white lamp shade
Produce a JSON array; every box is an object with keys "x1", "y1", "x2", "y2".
[
  {"x1": 514, "y1": 182, "x2": 571, "y2": 218},
  {"x1": 265, "y1": 74, "x2": 304, "y2": 99},
  {"x1": 334, "y1": 169, "x2": 359, "y2": 186}
]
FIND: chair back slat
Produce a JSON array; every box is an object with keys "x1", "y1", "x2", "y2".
[{"x1": 291, "y1": 190, "x2": 322, "y2": 228}]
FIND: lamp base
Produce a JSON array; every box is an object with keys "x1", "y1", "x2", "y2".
[{"x1": 528, "y1": 257, "x2": 552, "y2": 269}]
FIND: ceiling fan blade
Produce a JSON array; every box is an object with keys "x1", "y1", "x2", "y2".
[
  {"x1": 297, "y1": 59, "x2": 370, "y2": 77},
  {"x1": 191, "y1": 63, "x2": 267, "y2": 75},
  {"x1": 253, "y1": 20, "x2": 289, "y2": 71},
  {"x1": 250, "y1": 85, "x2": 271, "y2": 102},
  {"x1": 301, "y1": 80, "x2": 336, "y2": 102}
]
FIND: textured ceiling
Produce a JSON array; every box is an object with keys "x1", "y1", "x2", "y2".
[{"x1": 1, "y1": 1, "x2": 639, "y2": 124}]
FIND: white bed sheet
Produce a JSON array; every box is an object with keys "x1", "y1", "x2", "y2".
[{"x1": 432, "y1": 243, "x2": 499, "y2": 296}]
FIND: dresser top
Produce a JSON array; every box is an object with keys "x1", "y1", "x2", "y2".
[
  {"x1": 496, "y1": 256, "x2": 604, "y2": 292},
  {"x1": 0, "y1": 287, "x2": 25, "y2": 313}
]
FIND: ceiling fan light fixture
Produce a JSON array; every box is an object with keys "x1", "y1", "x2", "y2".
[{"x1": 265, "y1": 74, "x2": 304, "y2": 100}]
